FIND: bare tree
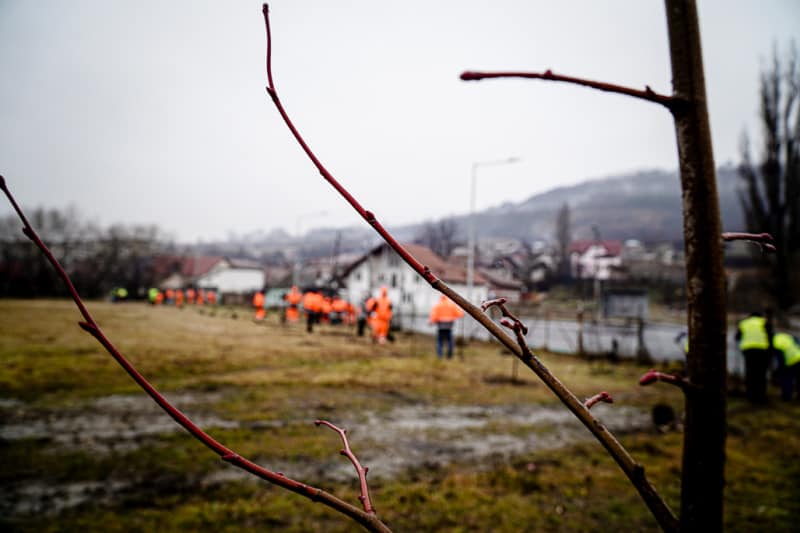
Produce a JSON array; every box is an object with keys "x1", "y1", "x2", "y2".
[
  {"x1": 413, "y1": 218, "x2": 460, "y2": 259},
  {"x1": 554, "y1": 202, "x2": 572, "y2": 281},
  {"x1": 738, "y1": 44, "x2": 800, "y2": 310},
  {"x1": 0, "y1": 207, "x2": 164, "y2": 298}
]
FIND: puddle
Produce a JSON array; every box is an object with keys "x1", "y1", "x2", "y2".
[
  {"x1": 283, "y1": 403, "x2": 649, "y2": 483},
  {"x1": 3, "y1": 480, "x2": 131, "y2": 515},
  {"x1": 1, "y1": 396, "x2": 651, "y2": 516},
  {"x1": 0, "y1": 392, "x2": 237, "y2": 453}
]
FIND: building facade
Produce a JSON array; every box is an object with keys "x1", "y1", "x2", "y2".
[{"x1": 341, "y1": 242, "x2": 489, "y2": 323}]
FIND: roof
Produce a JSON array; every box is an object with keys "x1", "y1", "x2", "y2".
[
  {"x1": 151, "y1": 255, "x2": 226, "y2": 279},
  {"x1": 568, "y1": 240, "x2": 623, "y2": 257},
  {"x1": 227, "y1": 258, "x2": 264, "y2": 270},
  {"x1": 342, "y1": 242, "x2": 488, "y2": 285},
  {"x1": 478, "y1": 268, "x2": 525, "y2": 290}
]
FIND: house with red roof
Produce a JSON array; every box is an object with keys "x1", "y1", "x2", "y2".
[
  {"x1": 340, "y1": 242, "x2": 490, "y2": 321},
  {"x1": 153, "y1": 255, "x2": 265, "y2": 301},
  {"x1": 569, "y1": 240, "x2": 624, "y2": 281}
]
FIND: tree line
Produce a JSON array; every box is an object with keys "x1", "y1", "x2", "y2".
[{"x1": 0, "y1": 207, "x2": 166, "y2": 298}]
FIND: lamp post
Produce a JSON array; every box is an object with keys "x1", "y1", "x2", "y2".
[{"x1": 466, "y1": 157, "x2": 520, "y2": 303}]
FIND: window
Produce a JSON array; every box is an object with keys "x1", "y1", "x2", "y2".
[{"x1": 391, "y1": 274, "x2": 397, "y2": 288}]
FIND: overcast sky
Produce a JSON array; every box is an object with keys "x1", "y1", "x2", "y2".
[{"x1": 1, "y1": 1, "x2": 798, "y2": 243}]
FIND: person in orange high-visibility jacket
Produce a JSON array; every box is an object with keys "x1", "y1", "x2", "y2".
[
  {"x1": 154, "y1": 290, "x2": 164, "y2": 305},
  {"x1": 196, "y1": 289, "x2": 205, "y2": 306},
  {"x1": 331, "y1": 297, "x2": 348, "y2": 325},
  {"x1": 186, "y1": 288, "x2": 196, "y2": 305},
  {"x1": 253, "y1": 290, "x2": 266, "y2": 321},
  {"x1": 165, "y1": 289, "x2": 175, "y2": 304},
  {"x1": 345, "y1": 301, "x2": 357, "y2": 325},
  {"x1": 320, "y1": 297, "x2": 333, "y2": 323},
  {"x1": 284, "y1": 286, "x2": 302, "y2": 323},
  {"x1": 303, "y1": 290, "x2": 323, "y2": 333},
  {"x1": 206, "y1": 290, "x2": 217, "y2": 305},
  {"x1": 358, "y1": 295, "x2": 376, "y2": 337},
  {"x1": 370, "y1": 287, "x2": 393, "y2": 344},
  {"x1": 175, "y1": 289, "x2": 184, "y2": 309},
  {"x1": 429, "y1": 295, "x2": 464, "y2": 359}
]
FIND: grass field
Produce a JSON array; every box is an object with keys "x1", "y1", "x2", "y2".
[{"x1": 1, "y1": 299, "x2": 798, "y2": 532}]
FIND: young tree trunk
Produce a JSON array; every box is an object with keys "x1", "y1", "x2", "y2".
[{"x1": 664, "y1": 1, "x2": 728, "y2": 530}]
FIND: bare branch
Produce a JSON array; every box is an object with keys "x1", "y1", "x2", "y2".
[
  {"x1": 262, "y1": 7, "x2": 676, "y2": 529},
  {"x1": 499, "y1": 317, "x2": 534, "y2": 360},
  {"x1": 638, "y1": 369, "x2": 693, "y2": 391},
  {"x1": 316, "y1": 420, "x2": 376, "y2": 515},
  {"x1": 480, "y1": 297, "x2": 508, "y2": 310},
  {"x1": 584, "y1": 391, "x2": 614, "y2": 409},
  {"x1": 460, "y1": 69, "x2": 687, "y2": 111},
  {"x1": 1, "y1": 175, "x2": 392, "y2": 533},
  {"x1": 721, "y1": 231, "x2": 777, "y2": 252},
  {"x1": 261, "y1": 4, "x2": 435, "y2": 287},
  {"x1": 482, "y1": 297, "x2": 528, "y2": 335}
]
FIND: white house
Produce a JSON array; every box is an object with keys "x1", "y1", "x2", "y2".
[
  {"x1": 340, "y1": 242, "x2": 489, "y2": 322},
  {"x1": 569, "y1": 240, "x2": 624, "y2": 280},
  {"x1": 155, "y1": 255, "x2": 265, "y2": 302},
  {"x1": 194, "y1": 258, "x2": 265, "y2": 295}
]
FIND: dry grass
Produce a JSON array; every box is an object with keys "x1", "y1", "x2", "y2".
[{"x1": 1, "y1": 299, "x2": 798, "y2": 532}]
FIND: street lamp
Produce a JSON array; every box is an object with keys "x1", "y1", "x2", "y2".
[{"x1": 466, "y1": 157, "x2": 520, "y2": 303}]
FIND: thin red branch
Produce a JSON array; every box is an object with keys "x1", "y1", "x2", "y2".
[
  {"x1": 499, "y1": 318, "x2": 534, "y2": 359},
  {"x1": 485, "y1": 298, "x2": 534, "y2": 359},
  {"x1": 584, "y1": 391, "x2": 614, "y2": 409},
  {"x1": 262, "y1": 5, "x2": 676, "y2": 529},
  {"x1": 639, "y1": 369, "x2": 691, "y2": 391},
  {"x1": 482, "y1": 297, "x2": 528, "y2": 335},
  {"x1": 0, "y1": 175, "x2": 93, "y2": 324},
  {"x1": 0, "y1": 175, "x2": 392, "y2": 533},
  {"x1": 316, "y1": 420, "x2": 376, "y2": 515},
  {"x1": 721, "y1": 231, "x2": 777, "y2": 252},
  {"x1": 460, "y1": 69, "x2": 686, "y2": 111},
  {"x1": 261, "y1": 4, "x2": 435, "y2": 286}
]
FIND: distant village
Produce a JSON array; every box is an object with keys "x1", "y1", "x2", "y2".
[
  {"x1": 134, "y1": 234, "x2": 759, "y2": 318},
  {"x1": 1, "y1": 164, "x2": 773, "y2": 316},
  {"x1": 0, "y1": 191, "x2": 768, "y2": 320}
]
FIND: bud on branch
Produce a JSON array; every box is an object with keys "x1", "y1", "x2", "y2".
[
  {"x1": 639, "y1": 369, "x2": 692, "y2": 391},
  {"x1": 584, "y1": 391, "x2": 614, "y2": 409},
  {"x1": 482, "y1": 297, "x2": 529, "y2": 335}
]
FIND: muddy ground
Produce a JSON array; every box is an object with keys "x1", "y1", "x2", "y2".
[{"x1": 0, "y1": 390, "x2": 651, "y2": 516}]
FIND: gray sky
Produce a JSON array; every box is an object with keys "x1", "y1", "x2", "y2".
[{"x1": 1, "y1": 1, "x2": 798, "y2": 243}]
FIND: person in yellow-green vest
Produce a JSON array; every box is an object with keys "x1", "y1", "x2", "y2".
[
  {"x1": 147, "y1": 287, "x2": 160, "y2": 305},
  {"x1": 773, "y1": 332, "x2": 800, "y2": 401},
  {"x1": 735, "y1": 311, "x2": 773, "y2": 404}
]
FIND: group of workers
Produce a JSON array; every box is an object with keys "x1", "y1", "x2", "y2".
[
  {"x1": 736, "y1": 311, "x2": 800, "y2": 403},
  {"x1": 252, "y1": 286, "x2": 361, "y2": 333},
  {"x1": 252, "y1": 285, "x2": 466, "y2": 352},
  {"x1": 111, "y1": 286, "x2": 217, "y2": 307},
  {"x1": 147, "y1": 287, "x2": 217, "y2": 307}
]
